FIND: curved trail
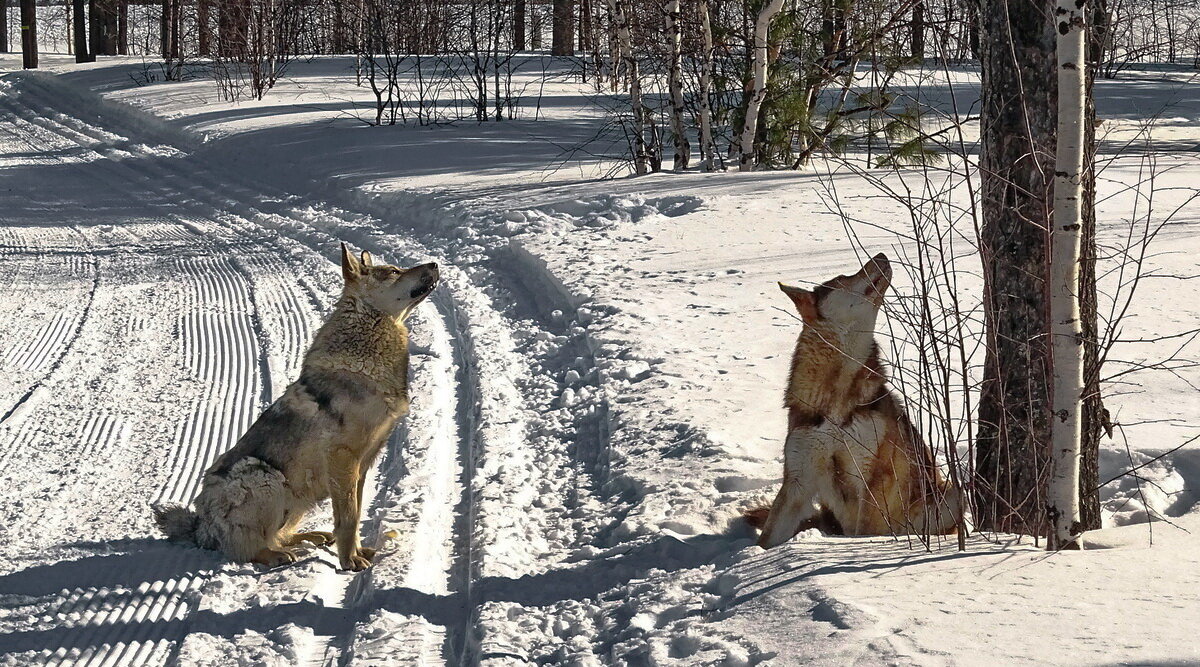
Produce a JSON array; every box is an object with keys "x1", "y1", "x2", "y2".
[
  {"x1": 0, "y1": 76, "x2": 483, "y2": 665},
  {"x1": 0, "y1": 69, "x2": 666, "y2": 666}
]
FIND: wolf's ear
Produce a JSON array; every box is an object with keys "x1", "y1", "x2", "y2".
[
  {"x1": 360, "y1": 250, "x2": 373, "y2": 268},
  {"x1": 341, "y1": 242, "x2": 362, "y2": 283},
  {"x1": 779, "y1": 283, "x2": 818, "y2": 321}
]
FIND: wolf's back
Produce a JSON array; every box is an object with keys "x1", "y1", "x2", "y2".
[{"x1": 153, "y1": 504, "x2": 199, "y2": 544}]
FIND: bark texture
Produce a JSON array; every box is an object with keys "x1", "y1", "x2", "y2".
[
  {"x1": 739, "y1": 0, "x2": 785, "y2": 171},
  {"x1": 975, "y1": 0, "x2": 1102, "y2": 537},
  {"x1": 1047, "y1": 0, "x2": 1087, "y2": 550},
  {"x1": 20, "y1": 0, "x2": 36, "y2": 68},
  {"x1": 665, "y1": 0, "x2": 689, "y2": 171},
  {"x1": 975, "y1": 0, "x2": 1058, "y2": 536},
  {"x1": 552, "y1": 0, "x2": 574, "y2": 56}
]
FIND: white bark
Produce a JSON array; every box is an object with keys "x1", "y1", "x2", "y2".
[
  {"x1": 739, "y1": 0, "x2": 785, "y2": 171},
  {"x1": 665, "y1": 0, "x2": 689, "y2": 171},
  {"x1": 612, "y1": 0, "x2": 647, "y2": 175},
  {"x1": 698, "y1": 0, "x2": 715, "y2": 171},
  {"x1": 604, "y1": 0, "x2": 622, "y2": 91},
  {"x1": 1048, "y1": 0, "x2": 1088, "y2": 551}
]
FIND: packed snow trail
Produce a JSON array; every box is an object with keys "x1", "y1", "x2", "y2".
[
  {"x1": 0, "y1": 70, "x2": 781, "y2": 666},
  {"x1": 0, "y1": 74, "x2": 486, "y2": 665}
]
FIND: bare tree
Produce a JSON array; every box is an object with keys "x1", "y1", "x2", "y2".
[
  {"x1": 611, "y1": 0, "x2": 648, "y2": 174},
  {"x1": 552, "y1": 0, "x2": 574, "y2": 55},
  {"x1": 20, "y1": 0, "x2": 36, "y2": 68},
  {"x1": 739, "y1": 0, "x2": 784, "y2": 171},
  {"x1": 697, "y1": 0, "x2": 716, "y2": 171},
  {"x1": 665, "y1": 0, "x2": 688, "y2": 171},
  {"x1": 974, "y1": 0, "x2": 1058, "y2": 537},
  {"x1": 1046, "y1": 0, "x2": 1088, "y2": 550},
  {"x1": 975, "y1": 0, "x2": 1102, "y2": 540}
]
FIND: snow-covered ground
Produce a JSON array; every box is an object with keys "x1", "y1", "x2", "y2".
[{"x1": 0, "y1": 54, "x2": 1197, "y2": 665}]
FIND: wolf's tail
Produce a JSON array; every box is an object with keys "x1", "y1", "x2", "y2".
[
  {"x1": 741, "y1": 505, "x2": 771, "y2": 529},
  {"x1": 153, "y1": 504, "x2": 199, "y2": 544}
]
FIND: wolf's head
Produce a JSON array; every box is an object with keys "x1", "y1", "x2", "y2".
[
  {"x1": 779, "y1": 253, "x2": 891, "y2": 353},
  {"x1": 341, "y1": 242, "x2": 439, "y2": 320}
]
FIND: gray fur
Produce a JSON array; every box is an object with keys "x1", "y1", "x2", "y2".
[
  {"x1": 154, "y1": 246, "x2": 438, "y2": 571},
  {"x1": 153, "y1": 504, "x2": 199, "y2": 543}
]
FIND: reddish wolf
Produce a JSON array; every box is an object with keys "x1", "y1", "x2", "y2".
[{"x1": 753, "y1": 253, "x2": 960, "y2": 548}]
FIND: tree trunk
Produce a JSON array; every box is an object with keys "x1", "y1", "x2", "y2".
[
  {"x1": 612, "y1": 0, "x2": 646, "y2": 175},
  {"x1": 910, "y1": 0, "x2": 925, "y2": 63},
  {"x1": 220, "y1": 0, "x2": 249, "y2": 57},
  {"x1": 739, "y1": 0, "x2": 785, "y2": 171},
  {"x1": 514, "y1": 0, "x2": 526, "y2": 51},
  {"x1": 20, "y1": 0, "x2": 35, "y2": 68},
  {"x1": 974, "y1": 0, "x2": 1058, "y2": 537},
  {"x1": 1077, "y1": 0, "x2": 1107, "y2": 533},
  {"x1": 578, "y1": 0, "x2": 591, "y2": 53},
  {"x1": 552, "y1": 0, "x2": 574, "y2": 56},
  {"x1": 698, "y1": 0, "x2": 715, "y2": 171},
  {"x1": 665, "y1": 0, "x2": 689, "y2": 171},
  {"x1": 0, "y1": 0, "x2": 8, "y2": 53},
  {"x1": 198, "y1": 0, "x2": 212, "y2": 56},
  {"x1": 605, "y1": 0, "x2": 621, "y2": 90},
  {"x1": 117, "y1": 0, "x2": 126, "y2": 55},
  {"x1": 90, "y1": 0, "x2": 116, "y2": 55},
  {"x1": 1047, "y1": 0, "x2": 1088, "y2": 551},
  {"x1": 966, "y1": 0, "x2": 981, "y2": 60},
  {"x1": 74, "y1": 0, "x2": 93, "y2": 62}
]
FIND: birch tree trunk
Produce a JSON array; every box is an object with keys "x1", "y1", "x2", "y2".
[
  {"x1": 1047, "y1": 0, "x2": 1088, "y2": 551},
  {"x1": 739, "y1": 0, "x2": 785, "y2": 171},
  {"x1": 697, "y1": 0, "x2": 715, "y2": 172},
  {"x1": 605, "y1": 0, "x2": 621, "y2": 90},
  {"x1": 665, "y1": 0, "x2": 689, "y2": 171},
  {"x1": 613, "y1": 0, "x2": 647, "y2": 175}
]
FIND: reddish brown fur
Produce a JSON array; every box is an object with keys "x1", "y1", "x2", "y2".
[{"x1": 754, "y1": 255, "x2": 960, "y2": 546}]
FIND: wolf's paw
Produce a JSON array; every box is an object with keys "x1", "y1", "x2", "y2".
[
  {"x1": 357, "y1": 546, "x2": 377, "y2": 562},
  {"x1": 340, "y1": 553, "x2": 373, "y2": 572},
  {"x1": 289, "y1": 531, "x2": 335, "y2": 547},
  {"x1": 253, "y1": 548, "x2": 298, "y2": 568}
]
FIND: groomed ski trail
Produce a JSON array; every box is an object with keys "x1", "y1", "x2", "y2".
[{"x1": 0, "y1": 74, "x2": 487, "y2": 666}]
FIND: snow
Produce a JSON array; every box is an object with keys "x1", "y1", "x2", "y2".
[{"x1": 0, "y1": 53, "x2": 1197, "y2": 665}]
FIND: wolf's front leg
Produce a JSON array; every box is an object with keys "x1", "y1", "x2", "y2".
[
  {"x1": 329, "y1": 447, "x2": 370, "y2": 571},
  {"x1": 758, "y1": 477, "x2": 818, "y2": 548},
  {"x1": 758, "y1": 446, "x2": 823, "y2": 548}
]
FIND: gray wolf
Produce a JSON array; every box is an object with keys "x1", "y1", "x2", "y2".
[
  {"x1": 155, "y1": 243, "x2": 439, "y2": 571},
  {"x1": 753, "y1": 253, "x2": 960, "y2": 548}
]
